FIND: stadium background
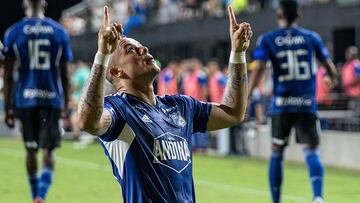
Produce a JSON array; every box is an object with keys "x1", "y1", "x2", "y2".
[{"x1": 1, "y1": 0, "x2": 360, "y2": 202}]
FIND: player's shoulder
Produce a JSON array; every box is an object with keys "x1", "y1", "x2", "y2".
[
  {"x1": 256, "y1": 31, "x2": 270, "y2": 43},
  {"x1": 256, "y1": 29, "x2": 280, "y2": 45},
  {"x1": 295, "y1": 27, "x2": 321, "y2": 40},
  {"x1": 4, "y1": 19, "x2": 27, "y2": 38}
]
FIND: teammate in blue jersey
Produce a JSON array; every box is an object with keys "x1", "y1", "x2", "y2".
[
  {"x1": 248, "y1": 1, "x2": 337, "y2": 203},
  {"x1": 78, "y1": 6, "x2": 251, "y2": 202},
  {"x1": 3, "y1": 0, "x2": 72, "y2": 202}
]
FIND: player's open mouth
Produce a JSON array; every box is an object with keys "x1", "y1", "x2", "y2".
[{"x1": 145, "y1": 57, "x2": 155, "y2": 65}]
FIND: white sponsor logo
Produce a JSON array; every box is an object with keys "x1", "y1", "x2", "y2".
[
  {"x1": 275, "y1": 36, "x2": 305, "y2": 46},
  {"x1": 275, "y1": 96, "x2": 312, "y2": 107},
  {"x1": 23, "y1": 23, "x2": 54, "y2": 35},
  {"x1": 153, "y1": 132, "x2": 191, "y2": 173},
  {"x1": 23, "y1": 88, "x2": 56, "y2": 99}
]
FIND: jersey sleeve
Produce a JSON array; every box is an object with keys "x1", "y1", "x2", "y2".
[
  {"x1": 311, "y1": 32, "x2": 330, "y2": 62},
  {"x1": 3, "y1": 28, "x2": 15, "y2": 58},
  {"x1": 60, "y1": 28, "x2": 73, "y2": 62},
  {"x1": 99, "y1": 97, "x2": 126, "y2": 142},
  {"x1": 253, "y1": 34, "x2": 269, "y2": 62},
  {"x1": 175, "y1": 95, "x2": 212, "y2": 133}
]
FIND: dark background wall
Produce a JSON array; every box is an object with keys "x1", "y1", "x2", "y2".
[{"x1": 70, "y1": 3, "x2": 360, "y2": 66}]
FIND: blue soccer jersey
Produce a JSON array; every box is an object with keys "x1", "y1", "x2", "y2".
[
  {"x1": 253, "y1": 27, "x2": 330, "y2": 114},
  {"x1": 99, "y1": 92, "x2": 211, "y2": 203},
  {"x1": 3, "y1": 17, "x2": 73, "y2": 109}
]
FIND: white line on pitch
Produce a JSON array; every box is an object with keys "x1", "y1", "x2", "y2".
[{"x1": 0, "y1": 147, "x2": 314, "y2": 203}]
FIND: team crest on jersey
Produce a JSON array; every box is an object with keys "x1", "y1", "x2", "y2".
[
  {"x1": 161, "y1": 106, "x2": 187, "y2": 127},
  {"x1": 152, "y1": 132, "x2": 191, "y2": 173}
]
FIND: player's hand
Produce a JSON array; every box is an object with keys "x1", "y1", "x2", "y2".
[
  {"x1": 228, "y1": 6, "x2": 252, "y2": 52},
  {"x1": 5, "y1": 109, "x2": 15, "y2": 128},
  {"x1": 324, "y1": 76, "x2": 337, "y2": 89},
  {"x1": 98, "y1": 6, "x2": 123, "y2": 55}
]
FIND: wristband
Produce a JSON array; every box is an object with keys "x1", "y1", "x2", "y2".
[
  {"x1": 229, "y1": 51, "x2": 246, "y2": 64},
  {"x1": 94, "y1": 52, "x2": 111, "y2": 67}
]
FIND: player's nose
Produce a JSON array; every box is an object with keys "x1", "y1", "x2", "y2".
[{"x1": 139, "y1": 46, "x2": 148, "y2": 55}]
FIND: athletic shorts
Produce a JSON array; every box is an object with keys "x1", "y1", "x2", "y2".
[
  {"x1": 17, "y1": 107, "x2": 61, "y2": 150},
  {"x1": 271, "y1": 112, "x2": 320, "y2": 146}
]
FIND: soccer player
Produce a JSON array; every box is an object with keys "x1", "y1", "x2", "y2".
[
  {"x1": 78, "y1": 6, "x2": 252, "y2": 202},
  {"x1": 248, "y1": 1, "x2": 337, "y2": 203},
  {"x1": 3, "y1": 0, "x2": 72, "y2": 202}
]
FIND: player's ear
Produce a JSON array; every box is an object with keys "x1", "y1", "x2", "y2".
[{"x1": 109, "y1": 65, "x2": 126, "y2": 79}]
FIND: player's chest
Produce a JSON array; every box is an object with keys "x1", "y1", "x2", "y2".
[{"x1": 128, "y1": 104, "x2": 189, "y2": 137}]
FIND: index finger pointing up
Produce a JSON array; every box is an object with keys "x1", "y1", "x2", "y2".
[
  {"x1": 227, "y1": 6, "x2": 238, "y2": 27},
  {"x1": 103, "y1": 6, "x2": 110, "y2": 25}
]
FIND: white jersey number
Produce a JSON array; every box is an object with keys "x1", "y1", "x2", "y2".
[
  {"x1": 276, "y1": 49, "x2": 310, "y2": 82},
  {"x1": 28, "y1": 39, "x2": 50, "y2": 70}
]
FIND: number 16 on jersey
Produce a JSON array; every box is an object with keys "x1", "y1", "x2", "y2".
[{"x1": 28, "y1": 39, "x2": 51, "y2": 70}]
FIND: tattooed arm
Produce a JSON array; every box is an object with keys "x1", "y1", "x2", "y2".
[
  {"x1": 78, "y1": 63, "x2": 111, "y2": 135},
  {"x1": 78, "y1": 6, "x2": 123, "y2": 135},
  {"x1": 207, "y1": 6, "x2": 252, "y2": 131}
]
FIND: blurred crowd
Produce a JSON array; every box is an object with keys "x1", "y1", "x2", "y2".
[
  {"x1": 0, "y1": 36, "x2": 359, "y2": 152},
  {"x1": 1, "y1": 43, "x2": 357, "y2": 137},
  {"x1": 60, "y1": 0, "x2": 333, "y2": 36}
]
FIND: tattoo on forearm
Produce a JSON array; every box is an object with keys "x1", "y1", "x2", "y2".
[
  {"x1": 79, "y1": 64, "x2": 106, "y2": 122},
  {"x1": 222, "y1": 63, "x2": 248, "y2": 106},
  {"x1": 230, "y1": 66, "x2": 248, "y2": 90}
]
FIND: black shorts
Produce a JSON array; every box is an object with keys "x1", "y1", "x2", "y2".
[
  {"x1": 271, "y1": 112, "x2": 320, "y2": 146},
  {"x1": 17, "y1": 107, "x2": 61, "y2": 150}
]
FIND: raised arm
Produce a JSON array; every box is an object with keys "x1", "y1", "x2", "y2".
[
  {"x1": 207, "y1": 6, "x2": 252, "y2": 131},
  {"x1": 78, "y1": 6, "x2": 122, "y2": 135}
]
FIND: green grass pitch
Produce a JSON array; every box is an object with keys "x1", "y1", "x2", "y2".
[{"x1": 0, "y1": 137, "x2": 359, "y2": 203}]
